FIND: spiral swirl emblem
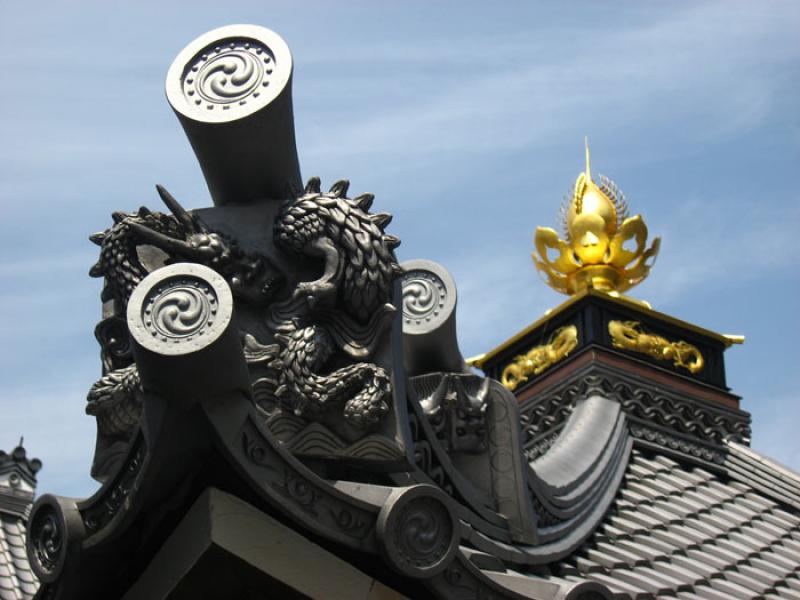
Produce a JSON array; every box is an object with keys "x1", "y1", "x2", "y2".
[
  {"x1": 30, "y1": 509, "x2": 62, "y2": 574},
  {"x1": 143, "y1": 276, "x2": 217, "y2": 342},
  {"x1": 394, "y1": 497, "x2": 452, "y2": 567},
  {"x1": 377, "y1": 485, "x2": 458, "y2": 578},
  {"x1": 182, "y1": 39, "x2": 275, "y2": 111},
  {"x1": 401, "y1": 270, "x2": 447, "y2": 326},
  {"x1": 128, "y1": 263, "x2": 233, "y2": 356},
  {"x1": 27, "y1": 497, "x2": 84, "y2": 583}
]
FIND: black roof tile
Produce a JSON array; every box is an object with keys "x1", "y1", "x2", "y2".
[{"x1": 548, "y1": 448, "x2": 800, "y2": 599}]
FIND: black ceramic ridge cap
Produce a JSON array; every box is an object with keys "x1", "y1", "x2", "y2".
[
  {"x1": 724, "y1": 440, "x2": 800, "y2": 511},
  {"x1": 465, "y1": 435, "x2": 632, "y2": 565},
  {"x1": 534, "y1": 422, "x2": 630, "y2": 540},
  {"x1": 534, "y1": 414, "x2": 627, "y2": 513},
  {"x1": 530, "y1": 395, "x2": 622, "y2": 492}
]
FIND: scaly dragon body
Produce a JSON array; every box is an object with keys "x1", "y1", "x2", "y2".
[
  {"x1": 274, "y1": 177, "x2": 401, "y2": 322},
  {"x1": 87, "y1": 179, "x2": 401, "y2": 440}
]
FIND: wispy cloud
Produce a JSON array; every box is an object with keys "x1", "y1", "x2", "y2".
[
  {"x1": 638, "y1": 196, "x2": 800, "y2": 307},
  {"x1": 297, "y1": 2, "x2": 799, "y2": 180},
  {"x1": 0, "y1": 0, "x2": 797, "y2": 500}
]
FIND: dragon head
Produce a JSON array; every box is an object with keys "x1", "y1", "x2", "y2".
[{"x1": 90, "y1": 185, "x2": 285, "y2": 308}]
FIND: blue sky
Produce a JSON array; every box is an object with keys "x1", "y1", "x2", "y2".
[{"x1": 1, "y1": 1, "x2": 798, "y2": 498}]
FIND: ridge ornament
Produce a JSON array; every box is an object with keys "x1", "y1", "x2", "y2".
[{"x1": 532, "y1": 138, "x2": 660, "y2": 296}]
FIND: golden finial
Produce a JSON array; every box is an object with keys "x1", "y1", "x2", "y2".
[
  {"x1": 531, "y1": 140, "x2": 660, "y2": 296},
  {"x1": 584, "y1": 136, "x2": 591, "y2": 180}
]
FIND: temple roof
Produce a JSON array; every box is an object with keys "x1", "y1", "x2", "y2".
[
  {"x1": 551, "y1": 445, "x2": 800, "y2": 599},
  {"x1": 0, "y1": 443, "x2": 40, "y2": 600}
]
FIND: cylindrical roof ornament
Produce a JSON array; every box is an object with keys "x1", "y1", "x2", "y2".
[
  {"x1": 400, "y1": 259, "x2": 468, "y2": 377},
  {"x1": 166, "y1": 24, "x2": 302, "y2": 206}
]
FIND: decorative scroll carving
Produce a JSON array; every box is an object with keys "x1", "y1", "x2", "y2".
[
  {"x1": 273, "y1": 470, "x2": 321, "y2": 516},
  {"x1": 608, "y1": 320, "x2": 704, "y2": 374},
  {"x1": 238, "y1": 418, "x2": 378, "y2": 544},
  {"x1": 329, "y1": 507, "x2": 368, "y2": 539},
  {"x1": 500, "y1": 325, "x2": 578, "y2": 390},
  {"x1": 183, "y1": 39, "x2": 275, "y2": 110}
]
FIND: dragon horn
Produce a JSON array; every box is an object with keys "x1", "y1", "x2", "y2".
[
  {"x1": 371, "y1": 212, "x2": 393, "y2": 229},
  {"x1": 126, "y1": 221, "x2": 209, "y2": 260},
  {"x1": 329, "y1": 180, "x2": 350, "y2": 198},
  {"x1": 304, "y1": 176, "x2": 321, "y2": 194},
  {"x1": 353, "y1": 193, "x2": 374, "y2": 211},
  {"x1": 383, "y1": 234, "x2": 401, "y2": 250},
  {"x1": 155, "y1": 184, "x2": 204, "y2": 232}
]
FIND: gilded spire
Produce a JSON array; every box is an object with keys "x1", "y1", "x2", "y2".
[
  {"x1": 531, "y1": 140, "x2": 660, "y2": 296},
  {"x1": 584, "y1": 136, "x2": 591, "y2": 181}
]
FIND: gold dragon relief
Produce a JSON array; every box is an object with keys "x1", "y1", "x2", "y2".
[
  {"x1": 501, "y1": 325, "x2": 579, "y2": 391},
  {"x1": 608, "y1": 320, "x2": 704, "y2": 374}
]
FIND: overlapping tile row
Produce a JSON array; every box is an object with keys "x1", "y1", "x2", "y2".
[
  {"x1": 0, "y1": 514, "x2": 37, "y2": 600},
  {"x1": 725, "y1": 441, "x2": 800, "y2": 511},
  {"x1": 552, "y1": 450, "x2": 800, "y2": 599}
]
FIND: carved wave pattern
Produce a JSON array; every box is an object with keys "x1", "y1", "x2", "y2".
[
  {"x1": 401, "y1": 270, "x2": 446, "y2": 326},
  {"x1": 183, "y1": 39, "x2": 275, "y2": 110},
  {"x1": 265, "y1": 415, "x2": 402, "y2": 461},
  {"x1": 142, "y1": 276, "x2": 217, "y2": 341},
  {"x1": 606, "y1": 377, "x2": 751, "y2": 444},
  {"x1": 519, "y1": 371, "x2": 750, "y2": 465}
]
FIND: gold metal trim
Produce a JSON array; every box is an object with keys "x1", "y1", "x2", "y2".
[
  {"x1": 500, "y1": 325, "x2": 578, "y2": 391},
  {"x1": 608, "y1": 320, "x2": 704, "y2": 374},
  {"x1": 470, "y1": 289, "x2": 738, "y2": 369}
]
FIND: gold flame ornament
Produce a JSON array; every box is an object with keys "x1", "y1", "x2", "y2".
[{"x1": 532, "y1": 140, "x2": 660, "y2": 295}]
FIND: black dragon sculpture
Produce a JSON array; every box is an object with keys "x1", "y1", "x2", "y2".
[{"x1": 86, "y1": 178, "x2": 402, "y2": 461}]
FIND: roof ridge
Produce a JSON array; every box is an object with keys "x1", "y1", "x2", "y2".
[{"x1": 725, "y1": 440, "x2": 800, "y2": 484}]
